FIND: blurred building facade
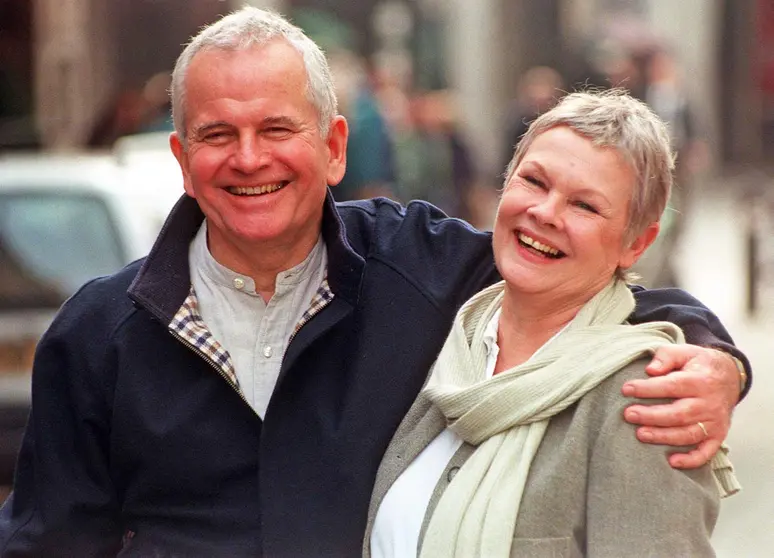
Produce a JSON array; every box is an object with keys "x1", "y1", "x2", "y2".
[
  {"x1": 445, "y1": 0, "x2": 770, "y2": 179},
  {"x1": 1, "y1": 0, "x2": 770, "y2": 179},
  {"x1": 1, "y1": 0, "x2": 240, "y2": 150}
]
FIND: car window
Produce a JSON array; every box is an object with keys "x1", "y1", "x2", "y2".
[{"x1": 0, "y1": 191, "x2": 126, "y2": 309}]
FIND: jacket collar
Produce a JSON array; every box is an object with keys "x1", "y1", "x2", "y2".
[{"x1": 128, "y1": 189, "x2": 365, "y2": 324}]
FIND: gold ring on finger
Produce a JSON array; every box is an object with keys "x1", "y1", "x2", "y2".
[{"x1": 697, "y1": 421, "x2": 709, "y2": 438}]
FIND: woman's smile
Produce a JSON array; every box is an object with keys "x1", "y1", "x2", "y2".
[{"x1": 515, "y1": 230, "x2": 565, "y2": 259}]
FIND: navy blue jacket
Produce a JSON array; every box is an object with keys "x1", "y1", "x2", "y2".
[{"x1": 0, "y1": 192, "x2": 745, "y2": 557}]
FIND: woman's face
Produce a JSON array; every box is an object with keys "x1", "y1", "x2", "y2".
[{"x1": 493, "y1": 126, "x2": 658, "y2": 306}]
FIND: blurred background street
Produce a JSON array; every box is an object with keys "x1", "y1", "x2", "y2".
[
  {"x1": 674, "y1": 183, "x2": 774, "y2": 557},
  {"x1": 1, "y1": 0, "x2": 773, "y2": 554}
]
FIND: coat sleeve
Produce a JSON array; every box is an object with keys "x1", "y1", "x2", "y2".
[
  {"x1": 0, "y1": 284, "x2": 124, "y2": 557},
  {"x1": 585, "y1": 362, "x2": 720, "y2": 557},
  {"x1": 628, "y1": 285, "x2": 752, "y2": 400}
]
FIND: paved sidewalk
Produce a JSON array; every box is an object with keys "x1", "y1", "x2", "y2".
[{"x1": 674, "y1": 188, "x2": 774, "y2": 557}]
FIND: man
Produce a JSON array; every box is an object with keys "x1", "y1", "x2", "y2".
[{"x1": 0, "y1": 8, "x2": 749, "y2": 557}]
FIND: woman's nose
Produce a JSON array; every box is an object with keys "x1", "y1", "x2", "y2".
[{"x1": 527, "y1": 195, "x2": 563, "y2": 228}]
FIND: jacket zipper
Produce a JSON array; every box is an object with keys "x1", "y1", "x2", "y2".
[
  {"x1": 165, "y1": 284, "x2": 333, "y2": 408},
  {"x1": 169, "y1": 329, "x2": 250, "y2": 406}
]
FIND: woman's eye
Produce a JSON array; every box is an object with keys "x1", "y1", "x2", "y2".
[
  {"x1": 524, "y1": 175, "x2": 546, "y2": 189},
  {"x1": 575, "y1": 201, "x2": 598, "y2": 214}
]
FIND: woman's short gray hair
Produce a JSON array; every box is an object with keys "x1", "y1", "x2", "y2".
[
  {"x1": 504, "y1": 89, "x2": 675, "y2": 245},
  {"x1": 170, "y1": 7, "x2": 338, "y2": 144}
]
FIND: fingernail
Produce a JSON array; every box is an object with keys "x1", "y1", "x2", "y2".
[
  {"x1": 640, "y1": 429, "x2": 654, "y2": 442},
  {"x1": 625, "y1": 409, "x2": 639, "y2": 422},
  {"x1": 622, "y1": 383, "x2": 635, "y2": 396},
  {"x1": 650, "y1": 358, "x2": 663, "y2": 370}
]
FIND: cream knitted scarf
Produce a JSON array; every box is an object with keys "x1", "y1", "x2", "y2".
[{"x1": 419, "y1": 278, "x2": 684, "y2": 558}]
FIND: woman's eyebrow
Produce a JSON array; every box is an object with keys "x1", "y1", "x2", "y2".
[{"x1": 521, "y1": 160, "x2": 547, "y2": 174}]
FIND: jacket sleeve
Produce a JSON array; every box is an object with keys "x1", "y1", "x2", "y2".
[
  {"x1": 0, "y1": 285, "x2": 124, "y2": 556},
  {"x1": 379, "y1": 199, "x2": 500, "y2": 312},
  {"x1": 629, "y1": 285, "x2": 752, "y2": 400},
  {"x1": 585, "y1": 363, "x2": 720, "y2": 557}
]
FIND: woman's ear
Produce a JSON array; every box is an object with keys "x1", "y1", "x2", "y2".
[{"x1": 619, "y1": 222, "x2": 660, "y2": 270}]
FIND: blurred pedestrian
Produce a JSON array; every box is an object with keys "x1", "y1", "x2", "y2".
[
  {"x1": 645, "y1": 48, "x2": 707, "y2": 199},
  {"x1": 88, "y1": 72, "x2": 174, "y2": 147},
  {"x1": 393, "y1": 90, "x2": 477, "y2": 220},
  {"x1": 500, "y1": 66, "x2": 564, "y2": 176},
  {"x1": 632, "y1": 48, "x2": 709, "y2": 287},
  {"x1": 87, "y1": 87, "x2": 148, "y2": 147},
  {"x1": 137, "y1": 71, "x2": 174, "y2": 133},
  {"x1": 329, "y1": 49, "x2": 397, "y2": 201}
]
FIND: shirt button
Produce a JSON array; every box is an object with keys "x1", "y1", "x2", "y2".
[
  {"x1": 263, "y1": 345, "x2": 273, "y2": 358},
  {"x1": 233, "y1": 277, "x2": 245, "y2": 290}
]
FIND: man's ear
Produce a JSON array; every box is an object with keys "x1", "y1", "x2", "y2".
[
  {"x1": 619, "y1": 222, "x2": 660, "y2": 270},
  {"x1": 325, "y1": 115, "x2": 348, "y2": 187},
  {"x1": 170, "y1": 132, "x2": 195, "y2": 198}
]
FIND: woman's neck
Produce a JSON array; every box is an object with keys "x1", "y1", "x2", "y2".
[{"x1": 493, "y1": 287, "x2": 586, "y2": 374}]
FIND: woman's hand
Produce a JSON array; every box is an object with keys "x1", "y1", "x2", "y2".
[{"x1": 621, "y1": 345, "x2": 742, "y2": 469}]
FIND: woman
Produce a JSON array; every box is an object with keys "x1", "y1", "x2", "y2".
[{"x1": 364, "y1": 90, "x2": 737, "y2": 557}]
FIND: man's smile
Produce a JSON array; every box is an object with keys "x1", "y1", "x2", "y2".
[{"x1": 227, "y1": 181, "x2": 289, "y2": 195}]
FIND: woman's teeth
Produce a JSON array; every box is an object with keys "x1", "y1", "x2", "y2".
[{"x1": 518, "y1": 233, "x2": 562, "y2": 257}]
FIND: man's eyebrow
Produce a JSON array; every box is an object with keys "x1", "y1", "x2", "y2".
[
  {"x1": 261, "y1": 116, "x2": 299, "y2": 128},
  {"x1": 191, "y1": 121, "x2": 231, "y2": 137}
]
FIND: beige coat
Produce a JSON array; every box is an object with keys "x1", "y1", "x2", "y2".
[{"x1": 364, "y1": 359, "x2": 719, "y2": 558}]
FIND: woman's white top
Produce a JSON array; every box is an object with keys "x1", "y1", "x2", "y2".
[{"x1": 370, "y1": 310, "x2": 565, "y2": 558}]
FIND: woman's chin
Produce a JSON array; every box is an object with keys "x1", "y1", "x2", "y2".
[
  {"x1": 498, "y1": 261, "x2": 560, "y2": 294},
  {"x1": 501, "y1": 274, "x2": 556, "y2": 296}
]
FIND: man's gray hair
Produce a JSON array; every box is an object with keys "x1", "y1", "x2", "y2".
[
  {"x1": 170, "y1": 7, "x2": 338, "y2": 144},
  {"x1": 504, "y1": 89, "x2": 675, "y2": 246}
]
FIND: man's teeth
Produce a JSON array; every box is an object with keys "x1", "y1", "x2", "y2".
[
  {"x1": 518, "y1": 233, "x2": 560, "y2": 256},
  {"x1": 230, "y1": 183, "x2": 285, "y2": 195}
]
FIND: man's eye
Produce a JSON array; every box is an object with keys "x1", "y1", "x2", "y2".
[
  {"x1": 204, "y1": 132, "x2": 230, "y2": 142},
  {"x1": 266, "y1": 127, "x2": 292, "y2": 136}
]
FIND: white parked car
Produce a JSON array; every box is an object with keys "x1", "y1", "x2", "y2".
[{"x1": 0, "y1": 148, "x2": 182, "y2": 483}]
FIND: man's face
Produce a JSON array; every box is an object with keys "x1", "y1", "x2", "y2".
[{"x1": 170, "y1": 40, "x2": 347, "y2": 272}]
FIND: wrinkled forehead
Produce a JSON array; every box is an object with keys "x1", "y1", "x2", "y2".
[{"x1": 185, "y1": 41, "x2": 310, "y2": 100}]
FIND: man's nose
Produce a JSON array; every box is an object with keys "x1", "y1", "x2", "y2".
[{"x1": 231, "y1": 135, "x2": 269, "y2": 174}]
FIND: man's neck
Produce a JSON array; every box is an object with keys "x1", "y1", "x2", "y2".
[{"x1": 205, "y1": 226, "x2": 321, "y2": 302}]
